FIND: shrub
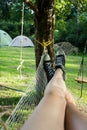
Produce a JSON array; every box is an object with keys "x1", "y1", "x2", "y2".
[
  {"x1": 0, "y1": 21, "x2": 34, "y2": 38},
  {"x1": 55, "y1": 19, "x2": 87, "y2": 52}
]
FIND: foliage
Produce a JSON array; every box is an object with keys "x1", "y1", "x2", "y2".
[
  {"x1": 9, "y1": 2, "x2": 34, "y2": 22},
  {"x1": 0, "y1": 0, "x2": 35, "y2": 40},
  {"x1": 66, "y1": 20, "x2": 87, "y2": 50},
  {"x1": 54, "y1": 18, "x2": 87, "y2": 51},
  {"x1": 79, "y1": 12, "x2": 87, "y2": 22},
  {"x1": 0, "y1": 0, "x2": 87, "y2": 50},
  {"x1": 56, "y1": 0, "x2": 72, "y2": 20},
  {"x1": 0, "y1": 21, "x2": 34, "y2": 38},
  {"x1": 54, "y1": 19, "x2": 67, "y2": 42},
  {"x1": 0, "y1": 0, "x2": 10, "y2": 20},
  {"x1": 55, "y1": 0, "x2": 87, "y2": 21},
  {"x1": 0, "y1": 0, "x2": 34, "y2": 22}
]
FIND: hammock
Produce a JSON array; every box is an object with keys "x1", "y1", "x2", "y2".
[
  {"x1": 0, "y1": 2, "x2": 52, "y2": 129},
  {"x1": 0, "y1": 52, "x2": 47, "y2": 130},
  {"x1": 1, "y1": 50, "x2": 87, "y2": 130}
]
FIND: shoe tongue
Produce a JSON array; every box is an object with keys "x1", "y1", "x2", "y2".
[
  {"x1": 44, "y1": 54, "x2": 51, "y2": 61},
  {"x1": 56, "y1": 49, "x2": 64, "y2": 56}
]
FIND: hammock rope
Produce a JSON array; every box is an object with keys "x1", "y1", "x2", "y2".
[
  {"x1": 75, "y1": 42, "x2": 87, "y2": 97},
  {"x1": 17, "y1": 2, "x2": 25, "y2": 79},
  {"x1": 35, "y1": 39, "x2": 53, "y2": 48}
]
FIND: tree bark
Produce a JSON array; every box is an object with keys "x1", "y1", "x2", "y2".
[
  {"x1": 23, "y1": 0, "x2": 55, "y2": 68},
  {"x1": 35, "y1": 0, "x2": 55, "y2": 68}
]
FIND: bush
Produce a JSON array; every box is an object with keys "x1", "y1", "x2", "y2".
[
  {"x1": 54, "y1": 20, "x2": 67, "y2": 43},
  {"x1": 55, "y1": 19, "x2": 87, "y2": 52},
  {"x1": 0, "y1": 21, "x2": 34, "y2": 38}
]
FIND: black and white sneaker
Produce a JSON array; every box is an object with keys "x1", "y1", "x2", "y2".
[
  {"x1": 43, "y1": 54, "x2": 55, "y2": 82},
  {"x1": 55, "y1": 50, "x2": 66, "y2": 80}
]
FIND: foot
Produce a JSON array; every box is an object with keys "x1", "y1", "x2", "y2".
[
  {"x1": 55, "y1": 50, "x2": 66, "y2": 80},
  {"x1": 43, "y1": 53, "x2": 55, "y2": 82}
]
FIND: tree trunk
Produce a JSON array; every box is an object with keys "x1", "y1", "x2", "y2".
[{"x1": 34, "y1": 0, "x2": 55, "y2": 68}]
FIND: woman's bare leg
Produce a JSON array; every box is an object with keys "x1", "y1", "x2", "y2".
[
  {"x1": 65, "y1": 90, "x2": 87, "y2": 130},
  {"x1": 20, "y1": 69, "x2": 66, "y2": 130}
]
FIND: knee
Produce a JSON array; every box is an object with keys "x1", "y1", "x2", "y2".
[
  {"x1": 44, "y1": 82, "x2": 57, "y2": 94},
  {"x1": 44, "y1": 82, "x2": 62, "y2": 97}
]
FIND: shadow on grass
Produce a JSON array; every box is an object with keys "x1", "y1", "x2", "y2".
[{"x1": 0, "y1": 96, "x2": 21, "y2": 106}]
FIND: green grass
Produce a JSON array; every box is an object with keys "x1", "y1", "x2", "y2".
[
  {"x1": 0, "y1": 46, "x2": 36, "y2": 105},
  {"x1": 0, "y1": 46, "x2": 87, "y2": 106},
  {"x1": 0, "y1": 46, "x2": 87, "y2": 129},
  {"x1": 66, "y1": 55, "x2": 87, "y2": 105}
]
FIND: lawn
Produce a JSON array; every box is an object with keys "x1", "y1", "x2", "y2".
[
  {"x1": 0, "y1": 46, "x2": 36, "y2": 106},
  {"x1": 0, "y1": 46, "x2": 87, "y2": 118}
]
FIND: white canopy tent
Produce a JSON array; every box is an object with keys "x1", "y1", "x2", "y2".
[
  {"x1": 0, "y1": 30, "x2": 12, "y2": 47},
  {"x1": 9, "y1": 35, "x2": 34, "y2": 47}
]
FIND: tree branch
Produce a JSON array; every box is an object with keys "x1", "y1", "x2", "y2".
[{"x1": 23, "y1": 0, "x2": 38, "y2": 15}]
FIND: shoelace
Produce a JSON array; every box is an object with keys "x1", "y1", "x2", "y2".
[
  {"x1": 45, "y1": 62, "x2": 54, "y2": 81},
  {"x1": 56, "y1": 55, "x2": 65, "y2": 66}
]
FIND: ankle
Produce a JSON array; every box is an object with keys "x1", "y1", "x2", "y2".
[
  {"x1": 55, "y1": 51, "x2": 66, "y2": 80},
  {"x1": 55, "y1": 68, "x2": 66, "y2": 81}
]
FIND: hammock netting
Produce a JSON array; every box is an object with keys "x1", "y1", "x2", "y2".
[
  {"x1": 1, "y1": 52, "x2": 87, "y2": 130},
  {"x1": 1, "y1": 52, "x2": 47, "y2": 130}
]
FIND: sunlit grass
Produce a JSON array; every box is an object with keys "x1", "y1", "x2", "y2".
[
  {"x1": 66, "y1": 55, "x2": 87, "y2": 106},
  {"x1": 0, "y1": 47, "x2": 87, "y2": 107},
  {"x1": 0, "y1": 46, "x2": 36, "y2": 105},
  {"x1": 0, "y1": 46, "x2": 87, "y2": 130}
]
